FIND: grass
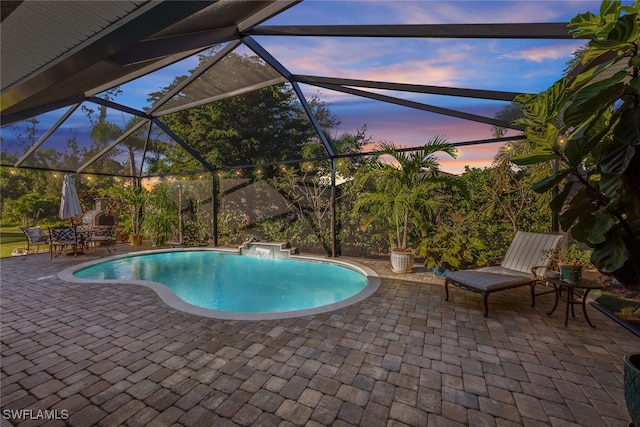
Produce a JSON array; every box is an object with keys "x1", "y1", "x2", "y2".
[
  {"x1": 596, "y1": 293, "x2": 640, "y2": 326},
  {"x1": 0, "y1": 224, "x2": 28, "y2": 258}
]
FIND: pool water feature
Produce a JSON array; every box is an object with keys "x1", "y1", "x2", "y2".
[{"x1": 59, "y1": 248, "x2": 380, "y2": 320}]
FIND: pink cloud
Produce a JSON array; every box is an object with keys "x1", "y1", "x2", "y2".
[{"x1": 501, "y1": 44, "x2": 579, "y2": 62}]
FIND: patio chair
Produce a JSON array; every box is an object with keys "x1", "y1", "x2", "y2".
[
  {"x1": 88, "y1": 225, "x2": 116, "y2": 253},
  {"x1": 444, "y1": 231, "x2": 563, "y2": 317},
  {"x1": 48, "y1": 226, "x2": 80, "y2": 259},
  {"x1": 20, "y1": 226, "x2": 49, "y2": 258}
]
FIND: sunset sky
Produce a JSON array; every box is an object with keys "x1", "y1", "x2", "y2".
[
  {"x1": 5, "y1": 0, "x2": 616, "y2": 175},
  {"x1": 258, "y1": 0, "x2": 602, "y2": 173}
]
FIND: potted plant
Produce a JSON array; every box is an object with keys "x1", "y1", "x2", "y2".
[
  {"x1": 113, "y1": 185, "x2": 148, "y2": 245},
  {"x1": 352, "y1": 137, "x2": 459, "y2": 273},
  {"x1": 624, "y1": 353, "x2": 640, "y2": 427},
  {"x1": 555, "y1": 243, "x2": 592, "y2": 283}
]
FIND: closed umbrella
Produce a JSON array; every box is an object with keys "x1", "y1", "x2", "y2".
[
  {"x1": 57, "y1": 174, "x2": 84, "y2": 256},
  {"x1": 59, "y1": 174, "x2": 83, "y2": 225}
]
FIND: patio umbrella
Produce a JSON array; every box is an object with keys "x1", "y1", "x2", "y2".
[{"x1": 59, "y1": 174, "x2": 83, "y2": 225}]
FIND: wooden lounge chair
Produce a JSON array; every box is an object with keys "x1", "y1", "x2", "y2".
[
  {"x1": 20, "y1": 226, "x2": 49, "y2": 258},
  {"x1": 444, "y1": 231, "x2": 563, "y2": 317}
]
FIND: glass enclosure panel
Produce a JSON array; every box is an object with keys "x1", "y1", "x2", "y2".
[
  {"x1": 216, "y1": 159, "x2": 337, "y2": 255},
  {"x1": 142, "y1": 121, "x2": 210, "y2": 175},
  {"x1": 82, "y1": 120, "x2": 151, "y2": 177},
  {"x1": 256, "y1": 36, "x2": 584, "y2": 95},
  {"x1": 155, "y1": 44, "x2": 284, "y2": 115},
  {"x1": 96, "y1": 45, "x2": 229, "y2": 113},
  {"x1": 153, "y1": 83, "x2": 328, "y2": 170},
  {"x1": 1, "y1": 108, "x2": 70, "y2": 164},
  {"x1": 20, "y1": 101, "x2": 136, "y2": 172},
  {"x1": 297, "y1": 83, "x2": 501, "y2": 174},
  {"x1": 135, "y1": 175, "x2": 214, "y2": 245}
]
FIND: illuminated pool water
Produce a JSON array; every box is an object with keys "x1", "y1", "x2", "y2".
[{"x1": 64, "y1": 249, "x2": 379, "y2": 320}]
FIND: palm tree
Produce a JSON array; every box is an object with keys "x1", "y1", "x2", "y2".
[{"x1": 353, "y1": 137, "x2": 459, "y2": 252}]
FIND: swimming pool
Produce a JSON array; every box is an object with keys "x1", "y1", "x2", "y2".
[{"x1": 59, "y1": 249, "x2": 380, "y2": 320}]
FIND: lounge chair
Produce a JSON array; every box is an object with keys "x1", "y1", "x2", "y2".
[
  {"x1": 20, "y1": 226, "x2": 49, "y2": 258},
  {"x1": 444, "y1": 231, "x2": 563, "y2": 317}
]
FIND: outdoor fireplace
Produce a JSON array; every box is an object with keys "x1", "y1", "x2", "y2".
[{"x1": 82, "y1": 198, "x2": 117, "y2": 228}]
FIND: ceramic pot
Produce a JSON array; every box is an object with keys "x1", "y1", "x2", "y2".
[
  {"x1": 624, "y1": 353, "x2": 640, "y2": 427},
  {"x1": 390, "y1": 249, "x2": 414, "y2": 273},
  {"x1": 560, "y1": 265, "x2": 582, "y2": 283}
]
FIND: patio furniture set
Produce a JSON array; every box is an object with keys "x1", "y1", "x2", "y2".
[
  {"x1": 444, "y1": 231, "x2": 603, "y2": 326},
  {"x1": 21, "y1": 225, "x2": 116, "y2": 259}
]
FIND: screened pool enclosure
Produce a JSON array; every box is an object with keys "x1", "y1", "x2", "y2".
[{"x1": 1, "y1": 1, "x2": 590, "y2": 256}]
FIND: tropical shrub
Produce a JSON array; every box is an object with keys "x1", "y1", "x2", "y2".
[
  {"x1": 143, "y1": 182, "x2": 178, "y2": 246},
  {"x1": 352, "y1": 137, "x2": 460, "y2": 252}
]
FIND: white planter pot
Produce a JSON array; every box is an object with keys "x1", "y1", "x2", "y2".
[{"x1": 391, "y1": 250, "x2": 414, "y2": 273}]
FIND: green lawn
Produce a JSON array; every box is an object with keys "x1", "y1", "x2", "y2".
[{"x1": 0, "y1": 224, "x2": 28, "y2": 258}]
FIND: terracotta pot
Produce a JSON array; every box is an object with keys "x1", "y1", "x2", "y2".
[
  {"x1": 390, "y1": 249, "x2": 414, "y2": 273},
  {"x1": 129, "y1": 234, "x2": 143, "y2": 245}
]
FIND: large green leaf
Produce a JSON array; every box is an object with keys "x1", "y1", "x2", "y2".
[
  {"x1": 531, "y1": 169, "x2": 570, "y2": 193},
  {"x1": 588, "y1": 213, "x2": 617, "y2": 244},
  {"x1": 591, "y1": 230, "x2": 630, "y2": 272},
  {"x1": 559, "y1": 188, "x2": 593, "y2": 230},
  {"x1": 605, "y1": 13, "x2": 640, "y2": 43},
  {"x1": 564, "y1": 80, "x2": 625, "y2": 127},
  {"x1": 598, "y1": 173, "x2": 623, "y2": 197},
  {"x1": 614, "y1": 108, "x2": 640, "y2": 146},
  {"x1": 571, "y1": 211, "x2": 597, "y2": 242},
  {"x1": 600, "y1": 142, "x2": 635, "y2": 174},
  {"x1": 566, "y1": 69, "x2": 626, "y2": 107},
  {"x1": 512, "y1": 150, "x2": 557, "y2": 166},
  {"x1": 550, "y1": 181, "x2": 574, "y2": 212}
]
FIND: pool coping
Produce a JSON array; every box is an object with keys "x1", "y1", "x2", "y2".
[{"x1": 57, "y1": 247, "x2": 381, "y2": 321}]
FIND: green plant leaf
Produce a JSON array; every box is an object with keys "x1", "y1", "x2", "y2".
[
  {"x1": 614, "y1": 108, "x2": 640, "y2": 146},
  {"x1": 598, "y1": 173, "x2": 623, "y2": 197},
  {"x1": 606, "y1": 13, "x2": 640, "y2": 43},
  {"x1": 559, "y1": 189, "x2": 593, "y2": 230},
  {"x1": 591, "y1": 231, "x2": 630, "y2": 272},
  {"x1": 571, "y1": 211, "x2": 597, "y2": 242},
  {"x1": 564, "y1": 78, "x2": 626, "y2": 127},
  {"x1": 512, "y1": 151, "x2": 557, "y2": 166},
  {"x1": 588, "y1": 213, "x2": 617, "y2": 244},
  {"x1": 531, "y1": 169, "x2": 571, "y2": 193},
  {"x1": 550, "y1": 181, "x2": 574, "y2": 212},
  {"x1": 600, "y1": 143, "x2": 635, "y2": 174}
]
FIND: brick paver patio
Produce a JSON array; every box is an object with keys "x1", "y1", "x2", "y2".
[{"x1": 1, "y1": 245, "x2": 639, "y2": 426}]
